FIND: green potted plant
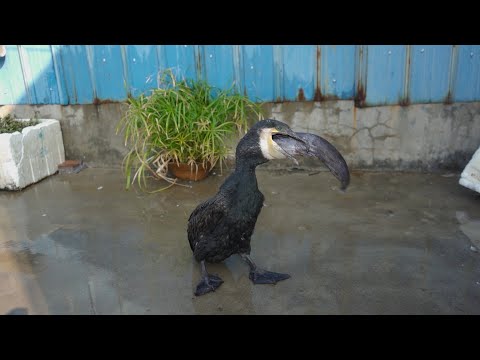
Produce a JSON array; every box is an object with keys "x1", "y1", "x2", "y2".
[{"x1": 117, "y1": 70, "x2": 263, "y2": 191}]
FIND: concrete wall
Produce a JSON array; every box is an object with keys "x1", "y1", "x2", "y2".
[
  {"x1": 1, "y1": 101, "x2": 480, "y2": 171},
  {"x1": 264, "y1": 101, "x2": 480, "y2": 171},
  {"x1": 0, "y1": 103, "x2": 128, "y2": 168}
]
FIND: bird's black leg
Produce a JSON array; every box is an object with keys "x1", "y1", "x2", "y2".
[
  {"x1": 194, "y1": 261, "x2": 224, "y2": 296},
  {"x1": 240, "y1": 254, "x2": 291, "y2": 285}
]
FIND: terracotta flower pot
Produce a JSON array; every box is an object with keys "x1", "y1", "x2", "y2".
[{"x1": 168, "y1": 162, "x2": 211, "y2": 181}]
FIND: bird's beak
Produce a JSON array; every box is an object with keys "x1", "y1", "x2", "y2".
[
  {"x1": 274, "y1": 128, "x2": 306, "y2": 145},
  {"x1": 270, "y1": 128, "x2": 307, "y2": 165},
  {"x1": 272, "y1": 131, "x2": 350, "y2": 191}
]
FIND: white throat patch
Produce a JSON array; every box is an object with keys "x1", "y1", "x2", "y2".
[{"x1": 259, "y1": 129, "x2": 287, "y2": 160}]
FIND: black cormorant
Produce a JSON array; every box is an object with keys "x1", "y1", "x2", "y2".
[{"x1": 187, "y1": 119, "x2": 350, "y2": 296}]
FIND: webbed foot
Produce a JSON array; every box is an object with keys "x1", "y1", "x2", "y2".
[
  {"x1": 194, "y1": 260, "x2": 224, "y2": 296},
  {"x1": 249, "y1": 269, "x2": 290, "y2": 285}
]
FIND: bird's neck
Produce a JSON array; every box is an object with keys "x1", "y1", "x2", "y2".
[
  {"x1": 234, "y1": 160, "x2": 259, "y2": 174},
  {"x1": 235, "y1": 162, "x2": 258, "y2": 185},
  {"x1": 220, "y1": 161, "x2": 259, "y2": 195}
]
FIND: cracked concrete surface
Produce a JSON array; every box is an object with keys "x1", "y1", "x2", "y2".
[
  {"x1": 265, "y1": 101, "x2": 480, "y2": 170},
  {"x1": 2, "y1": 100, "x2": 480, "y2": 170},
  {"x1": 1, "y1": 168, "x2": 480, "y2": 314}
]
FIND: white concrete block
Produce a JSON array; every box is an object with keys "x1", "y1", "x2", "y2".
[
  {"x1": 459, "y1": 145, "x2": 480, "y2": 193},
  {"x1": 0, "y1": 119, "x2": 65, "y2": 190}
]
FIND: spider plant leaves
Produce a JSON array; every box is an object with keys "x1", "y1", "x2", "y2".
[{"x1": 117, "y1": 70, "x2": 263, "y2": 191}]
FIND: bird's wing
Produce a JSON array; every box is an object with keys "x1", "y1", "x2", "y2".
[{"x1": 187, "y1": 195, "x2": 229, "y2": 252}]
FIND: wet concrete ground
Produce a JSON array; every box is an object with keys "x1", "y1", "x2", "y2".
[{"x1": 1, "y1": 167, "x2": 480, "y2": 314}]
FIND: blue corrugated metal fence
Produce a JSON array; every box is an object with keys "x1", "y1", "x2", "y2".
[{"x1": 1, "y1": 45, "x2": 479, "y2": 106}]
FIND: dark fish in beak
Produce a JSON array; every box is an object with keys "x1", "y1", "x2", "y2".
[{"x1": 272, "y1": 132, "x2": 350, "y2": 190}]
